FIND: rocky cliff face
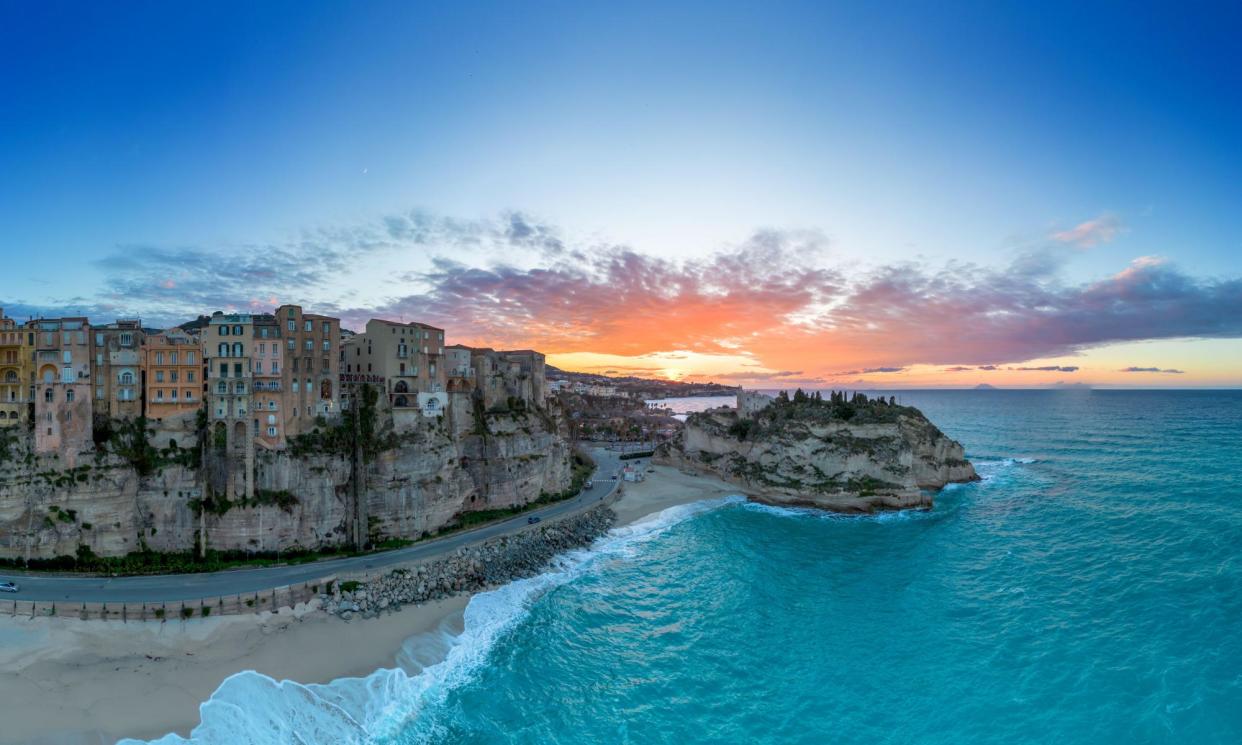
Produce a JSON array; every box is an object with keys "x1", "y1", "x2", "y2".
[
  {"x1": 0, "y1": 400, "x2": 574, "y2": 560},
  {"x1": 655, "y1": 394, "x2": 977, "y2": 513}
]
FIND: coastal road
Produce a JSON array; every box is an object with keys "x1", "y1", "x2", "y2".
[{"x1": 4, "y1": 448, "x2": 629, "y2": 604}]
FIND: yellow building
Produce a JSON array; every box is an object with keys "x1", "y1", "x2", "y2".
[{"x1": 0, "y1": 308, "x2": 30, "y2": 427}]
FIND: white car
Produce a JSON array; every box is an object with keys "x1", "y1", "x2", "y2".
[{"x1": 0, "y1": 581, "x2": 19, "y2": 593}]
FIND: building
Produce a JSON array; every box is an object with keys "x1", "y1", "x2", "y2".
[
  {"x1": 93, "y1": 319, "x2": 144, "y2": 420},
  {"x1": 0, "y1": 309, "x2": 30, "y2": 427},
  {"x1": 251, "y1": 314, "x2": 284, "y2": 448},
  {"x1": 143, "y1": 329, "x2": 201, "y2": 420},
  {"x1": 445, "y1": 344, "x2": 474, "y2": 392},
  {"x1": 30, "y1": 318, "x2": 94, "y2": 461},
  {"x1": 204, "y1": 313, "x2": 254, "y2": 498},
  {"x1": 341, "y1": 319, "x2": 445, "y2": 412},
  {"x1": 275, "y1": 305, "x2": 340, "y2": 437}
]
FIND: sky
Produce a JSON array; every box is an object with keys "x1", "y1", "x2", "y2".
[{"x1": 2, "y1": 1, "x2": 1240, "y2": 388}]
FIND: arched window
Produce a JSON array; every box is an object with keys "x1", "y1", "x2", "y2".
[
  {"x1": 232, "y1": 343, "x2": 243, "y2": 357},
  {"x1": 320, "y1": 379, "x2": 332, "y2": 400},
  {"x1": 218, "y1": 343, "x2": 228, "y2": 358},
  {"x1": 394, "y1": 380, "x2": 409, "y2": 393},
  {"x1": 393, "y1": 395, "x2": 408, "y2": 408},
  {"x1": 44, "y1": 389, "x2": 53, "y2": 402},
  {"x1": 119, "y1": 371, "x2": 134, "y2": 385},
  {"x1": 3, "y1": 370, "x2": 16, "y2": 383}
]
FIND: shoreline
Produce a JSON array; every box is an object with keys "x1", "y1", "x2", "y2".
[{"x1": 0, "y1": 464, "x2": 741, "y2": 745}]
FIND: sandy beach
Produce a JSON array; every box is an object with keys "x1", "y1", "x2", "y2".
[{"x1": 0, "y1": 465, "x2": 740, "y2": 744}]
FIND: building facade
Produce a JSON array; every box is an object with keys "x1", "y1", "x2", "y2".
[
  {"x1": 0, "y1": 310, "x2": 29, "y2": 427},
  {"x1": 93, "y1": 320, "x2": 144, "y2": 420},
  {"x1": 30, "y1": 318, "x2": 94, "y2": 461},
  {"x1": 143, "y1": 330, "x2": 201, "y2": 420},
  {"x1": 276, "y1": 305, "x2": 340, "y2": 437},
  {"x1": 204, "y1": 313, "x2": 254, "y2": 498},
  {"x1": 251, "y1": 314, "x2": 284, "y2": 449},
  {"x1": 341, "y1": 319, "x2": 445, "y2": 412}
]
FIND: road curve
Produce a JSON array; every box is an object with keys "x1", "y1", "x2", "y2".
[{"x1": 3, "y1": 449, "x2": 631, "y2": 603}]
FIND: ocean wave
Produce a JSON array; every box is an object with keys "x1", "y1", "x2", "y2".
[
  {"x1": 739, "y1": 500, "x2": 938, "y2": 523},
  {"x1": 122, "y1": 496, "x2": 745, "y2": 745}
]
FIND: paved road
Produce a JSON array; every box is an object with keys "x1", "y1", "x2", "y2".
[{"x1": 3, "y1": 449, "x2": 630, "y2": 603}]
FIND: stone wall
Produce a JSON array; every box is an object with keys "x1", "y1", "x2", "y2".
[{"x1": 321, "y1": 503, "x2": 616, "y2": 620}]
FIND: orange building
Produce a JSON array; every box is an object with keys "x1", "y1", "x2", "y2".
[{"x1": 143, "y1": 329, "x2": 201, "y2": 420}]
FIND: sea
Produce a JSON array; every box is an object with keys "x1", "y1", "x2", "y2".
[{"x1": 133, "y1": 390, "x2": 1242, "y2": 744}]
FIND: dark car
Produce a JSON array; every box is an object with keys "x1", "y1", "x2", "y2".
[
  {"x1": 0, "y1": 581, "x2": 19, "y2": 593},
  {"x1": 527, "y1": 516, "x2": 542, "y2": 524}
]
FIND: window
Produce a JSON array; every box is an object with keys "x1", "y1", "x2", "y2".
[
  {"x1": 322, "y1": 339, "x2": 330, "y2": 351},
  {"x1": 95, "y1": 333, "x2": 104, "y2": 346},
  {"x1": 171, "y1": 390, "x2": 178, "y2": 400},
  {"x1": 322, "y1": 321, "x2": 330, "y2": 334},
  {"x1": 217, "y1": 382, "x2": 227, "y2": 394},
  {"x1": 287, "y1": 319, "x2": 295, "y2": 331},
  {"x1": 170, "y1": 352, "x2": 178, "y2": 365},
  {"x1": 170, "y1": 371, "x2": 178, "y2": 383},
  {"x1": 218, "y1": 343, "x2": 228, "y2": 358},
  {"x1": 267, "y1": 414, "x2": 276, "y2": 425},
  {"x1": 267, "y1": 426, "x2": 277, "y2": 437},
  {"x1": 257, "y1": 344, "x2": 265, "y2": 356},
  {"x1": 268, "y1": 400, "x2": 276, "y2": 410},
  {"x1": 304, "y1": 339, "x2": 312, "y2": 350},
  {"x1": 287, "y1": 338, "x2": 295, "y2": 350},
  {"x1": 66, "y1": 389, "x2": 74, "y2": 402},
  {"x1": 120, "y1": 333, "x2": 133, "y2": 347},
  {"x1": 156, "y1": 390, "x2": 164, "y2": 401},
  {"x1": 232, "y1": 343, "x2": 242, "y2": 357},
  {"x1": 186, "y1": 391, "x2": 194, "y2": 401},
  {"x1": 155, "y1": 371, "x2": 165, "y2": 383},
  {"x1": 233, "y1": 363, "x2": 242, "y2": 377},
  {"x1": 187, "y1": 371, "x2": 195, "y2": 383},
  {"x1": 260, "y1": 327, "x2": 269, "y2": 338},
  {"x1": 270, "y1": 361, "x2": 279, "y2": 374},
  {"x1": 62, "y1": 350, "x2": 72, "y2": 363},
  {"x1": 96, "y1": 353, "x2": 103, "y2": 366},
  {"x1": 235, "y1": 382, "x2": 245, "y2": 393},
  {"x1": 220, "y1": 326, "x2": 229, "y2": 336},
  {"x1": 120, "y1": 371, "x2": 134, "y2": 385},
  {"x1": 232, "y1": 325, "x2": 242, "y2": 336},
  {"x1": 304, "y1": 320, "x2": 312, "y2": 332},
  {"x1": 96, "y1": 386, "x2": 104, "y2": 400},
  {"x1": 186, "y1": 351, "x2": 196, "y2": 364}
]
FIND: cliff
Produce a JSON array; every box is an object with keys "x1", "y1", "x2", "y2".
[
  {"x1": 0, "y1": 394, "x2": 577, "y2": 562},
  {"x1": 654, "y1": 392, "x2": 977, "y2": 513}
]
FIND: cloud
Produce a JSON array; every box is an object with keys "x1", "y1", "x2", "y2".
[
  {"x1": 1120, "y1": 366, "x2": 1185, "y2": 374},
  {"x1": 20, "y1": 210, "x2": 1242, "y2": 383},
  {"x1": 1010, "y1": 365, "x2": 1080, "y2": 372},
  {"x1": 1050, "y1": 213, "x2": 1124, "y2": 247}
]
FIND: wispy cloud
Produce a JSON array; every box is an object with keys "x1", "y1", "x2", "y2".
[
  {"x1": 1120, "y1": 366, "x2": 1185, "y2": 374},
  {"x1": 1050, "y1": 213, "x2": 1124, "y2": 248},
  {"x1": 15, "y1": 210, "x2": 1242, "y2": 383}
]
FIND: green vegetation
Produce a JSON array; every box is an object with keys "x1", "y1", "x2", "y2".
[
  {"x1": 289, "y1": 383, "x2": 397, "y2": 457},
  {"x1": 339, "y1": 580, "x2": 362, "y2": 593},
  {"x1": 618, "y1": 450, "x2": 655, "y2": 460},
  {"x1": 190, "y1": 488, "x2": 300, "y2": 516},
  {"x1": 440, "y1": 449, "x2": 595, "y2": 532},
  {"x1": 180, "y1": 606, "x2": 194, "y2": 619}
]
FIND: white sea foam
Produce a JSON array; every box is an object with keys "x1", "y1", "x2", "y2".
[{"x1": 123, "y1": 495, "x2": 745, "y2": 745}]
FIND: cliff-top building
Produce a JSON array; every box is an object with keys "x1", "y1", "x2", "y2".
[
  {"x1": 342, "y1": 319, "x2": 446, "y2": 413},
  {"x1": 93, "y1": 319, "x2": 144, "y2": 421},
  {"x1": 0, "y1": 309, "x2": 30, "y2": 427},
  {"x1": 276, "y1": 304, "x2": 340, "y2": 437},
  {"x1": 143, "y1": 329, "x2": 201, "y2": 421},
  {"x1": 204, "y1": 313, "x2": 254, "y2": 498},
  {"x1": 31, "y1": 318, "x2": 94, "y2": 463},
  {"x1": 251, "y1": 313, "x2": 284, "y2": 449}
]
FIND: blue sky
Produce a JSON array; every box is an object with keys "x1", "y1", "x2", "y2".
[{"x1": 2, "y1": 1, "x2": 1240, "y2": 386}]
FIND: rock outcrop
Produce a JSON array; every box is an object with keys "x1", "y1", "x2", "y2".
[{"x1": 655, "y1": 392, "x2": 977, "y2": 514}]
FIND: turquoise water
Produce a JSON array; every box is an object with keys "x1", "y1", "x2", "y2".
[{"x1": 142, "y1": 390, "x2": 1242, "y2": 744}]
